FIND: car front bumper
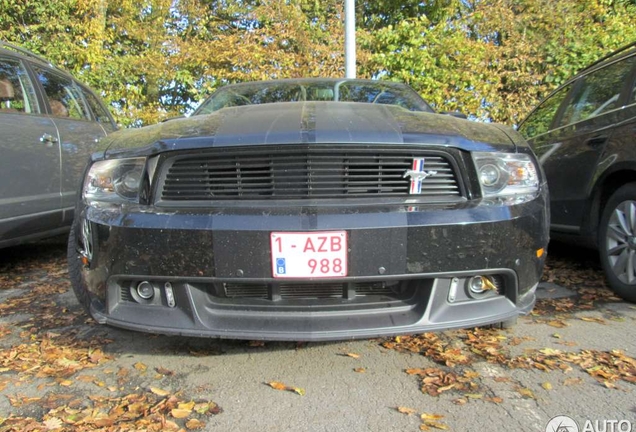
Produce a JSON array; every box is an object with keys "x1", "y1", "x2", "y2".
[{"x1": 79, "y1": 191, "x2": 548, "y2": 341}]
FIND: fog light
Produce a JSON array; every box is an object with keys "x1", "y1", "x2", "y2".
[
  {"x1": 136, "y1": 281, "x2": 154, "y2": 299},
  {"x1": 468, "y1": 276, "x2": 485, "y2": 294}
]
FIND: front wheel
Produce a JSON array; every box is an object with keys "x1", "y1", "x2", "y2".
[
  {"x1": 598, "y1": 183, "x2": 636, "y2": 303},
  {"x1": 67, "y1": 216, "x2": 94, "y2": 314}
]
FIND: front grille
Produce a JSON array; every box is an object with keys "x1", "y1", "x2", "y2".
[
  {"x1": 280, "y1": 283, "x2": 344, "y2": 298},
  {"x1": 223, "y1": 280, "x2": 398, "y2": 300},
  {"x1": 158, "y1": 146, "x2": 461, "y2": 202}
]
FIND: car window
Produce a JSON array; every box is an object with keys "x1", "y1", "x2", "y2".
[
  {"x1": 34, "y1": 67, "x2": 90, "y2": 120},
  {"x1": 337, "y1": 83, "x2": 425, "y2": 111},
  {"x1": 558, "y1": 57, "x2": 636, "y2": 126},
  {"x1": 195, "y1": 80, "x2": 433, "y2": 115},
  {"x1": 0, "y1": 57, "x2": 39, "y2": 114},
  {"x1": 518, "y1": 84, "x2": 571, "y2": 138},
  {"x1": 80, "y1": 87, "x2": 112, "y2": 125}
]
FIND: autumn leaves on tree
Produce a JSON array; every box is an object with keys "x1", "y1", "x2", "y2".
[{"x1": 0, "y1": 0, "x2": 635, "y2": 126}]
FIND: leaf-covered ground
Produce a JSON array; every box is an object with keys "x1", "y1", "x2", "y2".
[{"x1": 0, "y1": 238, "x2": 634, "y2": 431}]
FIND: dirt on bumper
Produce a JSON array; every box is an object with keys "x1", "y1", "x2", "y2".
[{"x1": 80, "y1": 194, "x2": 548, "y2": 340}]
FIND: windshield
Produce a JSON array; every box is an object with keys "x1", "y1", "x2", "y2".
[{"x1": 193, "y1": 79, "x2": 434, "y2": 115}]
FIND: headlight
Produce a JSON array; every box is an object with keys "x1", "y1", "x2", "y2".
[
  {"x1": 83, "y1": 157, "x2": 146, "y2": 203},
  {"x1": 472, "y1": 152, "x2": 539, "y2": 197}
]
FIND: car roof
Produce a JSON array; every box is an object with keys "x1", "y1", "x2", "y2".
[
  {"x1": 575, "y1": 41, "x2": 636, "y2": 76},
  {"x1": 519, "y1": 41, "x2": 636, "y2": 128},
  {"x1": 217, "y1": 77, "x2": 415, "y2": 89},
  {"x1": 0, "y1": 41, "x2": 76, "y2": 81}
]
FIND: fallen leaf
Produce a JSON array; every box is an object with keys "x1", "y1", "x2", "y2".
[
  {"x1": 485, "y1": 396, "x2": 503, "y2": 404},
  {"x1": 133, "y1": 362, "x2": 147, "y2": 372},
  {"x1": 343, "y1": 353, "x2": 360, "y2": 359},
  {"x1": 465, "y1": 393, "x2": 483, "y2": 399},
  {"x1": 266, "y1": 381, "x2": 305, "y2": 396},
  {"x1": 171, "y1": 408, "x2": 192, "y2": 418},
  {"x1": 580, "y1": 317, "x2": 606, "y2": 324},
  {"x1": 179, "y1": 400, "x2": 196, "y2": 411},
  {"x1": 420, "y1": 413, "x2": 449, "y2": 431},
  {"x1": 452, "y1": 398, "x2": 467, "y2": 405},
  {"x1": 43, "y1": 417, "x2": 63, "y2": 430},
  {"x1": 421, "y1": 413, "x2": 444, "y2": 421},
  {"x1": 353, "y1": 368, "x2": 366, "y2": 373},
  {"x1": 556, "y1": 341, "x2": 578, "y2": 347},
  {"x1": 89, "y1": 348, "x2": 105, "y2": 363},
  {"x1": 563, "y1": 377, "x2": 583, "y2": 386},
  {"x1": 248, "y1": 340, "x2": 265, "y2": 347},
  {"x1": 463, "y1": 370, "x2": 480, "y2": 379},
  {"x1": 397, "y1": 407, "x2": 417, "y2": 415},
  {"x1": 547, "y1": 320, "x2": 568, "y2": 328},
  {"x1": 603, "y1": 381, "x2": 617, "y2": 389},
  {"x1": 425, "y1": 423, "x2": 449, "y2": 430},
  {"x1": 542, "y1": 382, "x2": 553, "y2": 391},
  {"x1": 186, "y1": 419, "x2": 206, "y2": 430},
  {"x1": 76, "y1": 375, "x2": 96, "y2": 383},
  {"x1": 150, "y1": 387, "x2": 171, "y2": 397},
  {"x1": 155, "y1": 367, "x2": 174, "y2": 376},
  {"x1": 58, "y1": 380, "x2": 73, "y2": 387},
  {"x1": 517, "y1": 387, "x2": 535, "y2": 399},
  {"x1": 493, "y1": 377, "x2": 511, "y2": 383},
  {"x1": 191, "y1": 401, "x2": 222, "y2": 416}
]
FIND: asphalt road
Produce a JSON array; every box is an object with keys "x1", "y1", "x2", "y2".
[{"x1": 0, "y1": 238, "x2": 635, "y2": 431}]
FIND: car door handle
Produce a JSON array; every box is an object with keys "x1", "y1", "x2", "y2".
[
  {"x1": 40, "y1": 133, "x2": 59, "y2": 146},
  {"x1": 586, "y1": 136, "x2": 608, "y2": 148}
]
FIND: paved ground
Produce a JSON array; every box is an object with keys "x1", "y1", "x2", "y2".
[{"x1": 0, "y1": 238, "x2": 635, "y2": 431}]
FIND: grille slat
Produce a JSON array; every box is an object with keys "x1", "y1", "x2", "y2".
[
  {"x1": 223, "y1": 281, "x2": 395, "y2": 299},
  {"x1": 159, "y1": 147, "x2": 461, "y2": 201}
]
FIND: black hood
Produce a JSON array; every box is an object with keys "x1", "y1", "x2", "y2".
[{"x1": 101, "y1": 102, "x2": 522, "y2": 157}]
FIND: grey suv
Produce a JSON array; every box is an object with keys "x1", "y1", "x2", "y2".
[
  {"x1": 519, "y1": 42, "x2": 636, "y2": 302},
  {"x1": 0, "y1": 42, "x2": 116, "y2": 248}
]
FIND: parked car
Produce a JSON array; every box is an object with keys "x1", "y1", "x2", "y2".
[
  {"x1": 0, "y1": 42, "x2": 117, "y2": 248},
  {"x1": 68, "y1": 78, "x2": 549, "y2": 341},
  {"x1": 518, "y1": 42, "x2": 636, "y2": 302}
]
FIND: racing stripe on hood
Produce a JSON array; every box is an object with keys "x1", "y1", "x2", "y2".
[
  {"x1": 300, "y1": 102, "x2": 316, "y2": 144},
  {"x1": 213, "y1": 103, "x2": 305, "y2": 145},
  {"x1": 313, "y1": 102, "x2": 403, "y2": 143}
]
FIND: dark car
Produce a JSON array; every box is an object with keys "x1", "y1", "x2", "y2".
[
  {"x1": 0, "y1": 42, "x2": 117, "y2": 248},
  {"x1": 68, "y1": 78, "x2": 548, "y2": 341},
  {"x1": 519, "y1": 42, "x2": 636, "y2": 303}
]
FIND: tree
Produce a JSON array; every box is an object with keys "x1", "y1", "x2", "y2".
[
  {"x1": 1, "y1": 0, "x2": 635, "y2": 126},
  {"x1": 360, "y1": 0, "x2": 636, "y2": 124}
]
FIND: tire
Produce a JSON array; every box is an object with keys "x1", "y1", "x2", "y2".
[
  {"x1": 598, "y1": 183, "x2": 636, "y2": 303},
  {"x1": 67, "y1": 216, "x2": 93, "y2": 314}
]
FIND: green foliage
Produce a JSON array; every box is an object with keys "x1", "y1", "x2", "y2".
[
  {"x1": 361, "y1": 0, "x2": 636, "y2": 123},
  {"x1": 1, "y1": 0, "x2": 635, "y2": 126}
]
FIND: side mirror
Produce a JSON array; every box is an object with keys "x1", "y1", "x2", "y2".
[{"x1": 440, "y1": 111, "x2": 468, "y2": 120}]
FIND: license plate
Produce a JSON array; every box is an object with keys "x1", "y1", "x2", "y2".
[{"x1": 270, "y1": 231, "x2": 348, "y2": 278}]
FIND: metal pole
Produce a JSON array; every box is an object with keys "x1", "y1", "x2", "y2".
[{"x1": 344, "y1": 0, "x2": 356, "y2": 79}]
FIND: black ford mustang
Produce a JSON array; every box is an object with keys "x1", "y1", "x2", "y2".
[{"x1": 69, "y1": 78, "x2": 549, "y2": 341}]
